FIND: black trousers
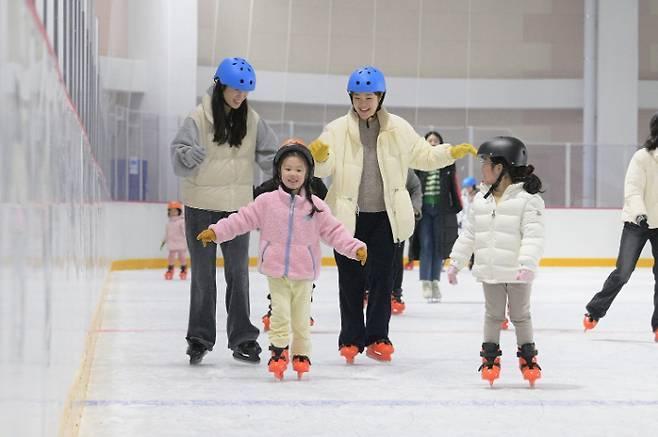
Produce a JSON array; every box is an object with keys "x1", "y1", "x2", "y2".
[
  {"x1": 335, "y1": 212, "x2": 396, "y2": 350},
  {"x1": 185, "y1": 207, "x2": 259, "y2": 351},
  {"x1": 586, "y1": 222, "x2": 658, "y2": 331},
  {"x1": 392, "y1": 241, "x2": 405, "y2": 297}
]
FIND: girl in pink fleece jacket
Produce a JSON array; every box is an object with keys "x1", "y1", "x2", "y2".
[
  {"x1": 163, "y1": 201, "x2": 188, "y2": 280},
  {"x1": 197, "y1": 142, "x2": 367, "y2": 380}
]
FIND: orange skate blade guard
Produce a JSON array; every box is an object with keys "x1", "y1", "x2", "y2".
[{"x1": 340, "y1": 346, "x2": 358, "y2": 364}]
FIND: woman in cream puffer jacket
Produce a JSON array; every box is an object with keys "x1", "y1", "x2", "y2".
[{"x1": 584, "y1": 112, "x2": 658, "y2": 340}]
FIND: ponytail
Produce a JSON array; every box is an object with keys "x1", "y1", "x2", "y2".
[{"x1": 510, "y1": 164, "x2": 543, "y2": 195}]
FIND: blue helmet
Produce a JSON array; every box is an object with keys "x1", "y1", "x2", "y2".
[
  {"x1": 462, "y1": 176, "x2": 477, "y2": 188},
  {"x1": 214, "y1": 57, "x2": 256, "y2": 91},
  {"x1": 347, "y1": 66, "x2": 386, "y2": 93}
]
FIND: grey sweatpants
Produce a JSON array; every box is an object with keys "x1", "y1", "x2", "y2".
[{"x1": 482, "y1": 282, "x2": 534, "y2": 346}]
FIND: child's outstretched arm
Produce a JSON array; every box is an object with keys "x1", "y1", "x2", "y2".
[
  {"x1": 315, "y1": 203, "x2": 366, "y2": 262},
  {"x1": 196, "y1": 199, "x2": 264, "y2": 247},
  {"x1": 518, "y1": 195, "x2": 545, "y2": 277}
]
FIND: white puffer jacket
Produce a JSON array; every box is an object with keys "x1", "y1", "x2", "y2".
[
  {"x1": 622, "y1": 148, "x2": 658, "y2": 228},
  {"x1": 449, "y1": 183, "x2": 545, "y2": 283}
]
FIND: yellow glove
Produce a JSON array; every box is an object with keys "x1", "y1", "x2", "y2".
[
  {"x1": 196, "y1": 229, "x2": 217, "y2": 247},
  {"x1": 355, "y1": 247, "x2": 367, "y2": 266},
  {"x1": 449, "y1": 143, "x2": 477, "y2": 159},
  {"x1": 308, "y1": 139, "x2": 330, "y2": 163}
]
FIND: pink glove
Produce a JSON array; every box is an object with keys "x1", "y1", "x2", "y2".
[
  {"x1": 447, "y1": 266, "x2": 459, "y2": 285},
  {"x1": 516, "y1": 269, "x2": 535, "y2": 282}
]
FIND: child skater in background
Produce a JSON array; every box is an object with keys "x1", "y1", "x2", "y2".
[
  {"x1": 197, "y1": 142, "x2": 367, "y2": 380},
  {"x1": 447, "y1": 136, "x2": 545, "y2": 387},
  {"x1": 255, "y1": 138, "x2": 328, "y2": 331},
  {"x1": 162, "y1": 201, "x2": 188, "y2": 280}
]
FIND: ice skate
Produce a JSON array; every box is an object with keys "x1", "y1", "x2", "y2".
[
  {"x1": 339, "y1": 344, "x2": 359, "y2": 364},
  {"x1": 517, "y1": 343, "x2": 542, "y2": 388},
  {"x1": 500, "y1": 318, "x2": 509, "y2": 330},
  {"x1": 421, "y1": 281, "x2": 432, "y2": 302},
  {"x1": 430, "y1": 280, "x2": 442, "y2": 303},
  {"x1": 292, "y1": 355, "x2": 311, "y2": 379},
  {"x1": 404, "y1": 260, "x2": 415, "y2": 270},
  {"x1": 179, "y1": 266, "x2": 187, "y2": 280},
  {"x1": 391, "y1": 295, "x2": 406, "y2": 315},
  {"x1": 583, "y1": 313, "x2": 598, "y2": 332},
  {"x1": 262, "y1": 312, "x2": 271, "y2": 331},
  {"x1": 164, "y1": 266, "x2": 174, "y2": 280},
  {"x1": 186, "y1": 342, "x2": 208, "y2": 365},
  {"x1": 267, "y1": 346, "x2": 289, "y2": 380},
  {"x1": 366, "y1": 339, "x2": 394, "y2": 362},
  {"x1": 478, "y1": 343, "x2": 502, "y2": 387}
]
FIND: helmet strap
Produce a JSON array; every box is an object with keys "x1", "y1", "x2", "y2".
[{"x1": 484, "y1": 170, "x2": 505, "y2": 199}]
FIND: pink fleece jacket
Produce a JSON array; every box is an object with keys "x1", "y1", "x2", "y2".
[
  {"x1": 164, "y1": 215, "x2": 187, "y2": 251},
  {"x1": 209, "y1": 187, "x2": 365, "y2": 281}
]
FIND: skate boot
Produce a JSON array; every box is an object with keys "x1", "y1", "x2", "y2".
[
  {"x1": 478, "y1": 343, "x2": 502, "y2": 387},
  {"x1": 267, "y1": 345, "x2": 289, "y2": 380},
  {"x1": 233, "y1": 340, "x2": 262, "y2": 364},
  {"x1": 262, "y1": 311, "x2": 271, "y2": 331},
  {"x1": 391, "y1": 295, "x2": 406, "y2": 315},
  {"x1": 262, "y1": 294, "x2": 272, "y2": 331},
  {"x1": 186, "y1": 342, "x2": 208, "y2": 365},
  {"x1": 421, "y1": 281, "x2": 432, "y2": 302},
  {"x1": 517, "y1": 343, "x2": 542, "y2": 388},
  {"x1": 179, "y1": 265, "x2": 187, "y2": 280},
  {"x1": 292, "y1": 355, "x2": 311, "y2": 380},
  {"x1": 431, "y1": 280, "x2": 442, "y2": 303},
  {"x1": 404, "y1": 260, "x2": 415, "y2": 270},
  {"x1": 366, "y1": 339, "x2": 394, "y2": 362},
  {"x1": 339, "y1": 344, "x2": 359, "y2": 364},
  {"x1": 500, "y1": 318, "x2": 510, "y2": 330},
  {"x1": 583, "y1": 313, "x2": 598, "y2": 331},
  {"x1": 164, "y1": 265, "x2": 174, "y2": 280}
]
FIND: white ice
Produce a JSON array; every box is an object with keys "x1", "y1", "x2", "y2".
[{"x1": 78, "y1": 267, "x2": 658, "y2": 436}]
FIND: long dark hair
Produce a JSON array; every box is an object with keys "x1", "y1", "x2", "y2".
[
  {"x1": 490, "y1": 157, "x2": 544, "y2": 195},
  {"x1": 424, "y1": 130, "x2": 444, "y2": 143},
  {"x1": 277, "y1": 150, "x2": 322, "y2": 217},
  {"x1": 643, "y1": 112, "x2": 658, "y2": 151},
  {"x1": 211, "y1": 82, "x2": 248, "y2": 147}
]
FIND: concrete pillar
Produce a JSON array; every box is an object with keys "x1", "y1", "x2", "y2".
[{"x1": 595, "y1": 0, "x2": 638, "y2": 206}]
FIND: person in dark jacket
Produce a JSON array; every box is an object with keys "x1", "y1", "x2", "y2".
[{"x1": 416, "y1": 131, "x2": 463, "y2": 302}]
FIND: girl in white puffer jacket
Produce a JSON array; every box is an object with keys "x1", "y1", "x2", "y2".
[{"x1": 447, "y1": 136, "x2": 545, "y2": 387}]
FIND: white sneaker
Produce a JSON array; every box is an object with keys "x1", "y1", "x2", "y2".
[
  {"x1": 431, "y1": 281, "x2": 442, "y2": 303},
  {"x1": 421, "y1": 281, "x2": 432, "y2": 299}
]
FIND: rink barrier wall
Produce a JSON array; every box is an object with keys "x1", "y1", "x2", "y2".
[
  {"x1": 108, "y1": 201, "x2": 655, "y2": 270},
  {"x1": 58, "y1": 273, "x2": 112, "y2": 437},
  {"x1": 109, "y1": 257, "x2": 654, "y2": 271}
]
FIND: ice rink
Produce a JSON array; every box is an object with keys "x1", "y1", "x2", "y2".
[{"x1": 78, "y1": 266, "x2": 658, "y2": 436}]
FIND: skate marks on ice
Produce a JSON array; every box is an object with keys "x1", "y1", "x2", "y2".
[{"x1": 81, "y1": 397, "x2": 658, "y2": 408}]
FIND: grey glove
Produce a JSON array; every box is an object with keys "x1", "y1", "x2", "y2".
[
  {"x1": 179, "y1": 143, "x2": 206, "y2": 168},
  {"x1": 636, "y1": 214, "x2": 649, "y2": 230}
]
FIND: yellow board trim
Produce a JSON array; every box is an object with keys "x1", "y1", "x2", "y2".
[
  {"x1": 58, "y1": 272, "x2": 112, "y2": 437},
  {"x1": 110, "y1": 257, "x2": 655, "y2": 271}
]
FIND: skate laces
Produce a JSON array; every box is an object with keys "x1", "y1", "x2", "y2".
[
  {"x1": 293, "y1": 355, "x2": 311, "y2": 365},
  {"x1": 517, "y1": 345, "x2": 541, "y2": 370}
]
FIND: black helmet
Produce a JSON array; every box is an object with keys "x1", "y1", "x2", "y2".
[
  {"x1": 477, "y1": 136, "x2": 528, "y2": 167},
  {"x1": 273, "y1": 139, "x2": 315, "y2": 182}
]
